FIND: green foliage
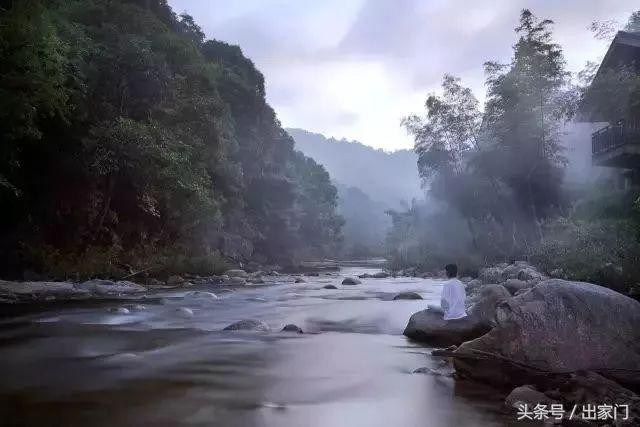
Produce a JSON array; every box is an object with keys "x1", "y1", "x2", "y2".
[{"x1": 0, "y1": 0, "x2": 342, "y2": 278}]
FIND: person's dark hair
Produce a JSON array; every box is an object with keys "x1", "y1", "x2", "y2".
[{"x1": 445, "y1": 263, "x2": 458, "y2": 278}]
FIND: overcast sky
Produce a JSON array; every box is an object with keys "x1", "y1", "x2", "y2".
[{"x1": 168, "y1": 0, "x2": 637, "y2": 151}]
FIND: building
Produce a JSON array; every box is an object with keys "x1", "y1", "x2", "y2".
[{"x1": 579, "y1": 31, "x2": 640, "y2": 188}]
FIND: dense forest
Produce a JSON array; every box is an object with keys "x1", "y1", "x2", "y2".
[
  {"x1": 0, "y1": 0, "x2": 343, "y2": 279},
  {"x1": 387, "y1": 10, "x2": 640, "y2": 293}
]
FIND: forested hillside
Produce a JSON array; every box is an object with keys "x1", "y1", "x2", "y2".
[
  {"x1": 287, "y1": 128, "x2": 422, "y2": 208},
  {"x1": 0, "y1": 0, "x2": 342, "y2": 278}
]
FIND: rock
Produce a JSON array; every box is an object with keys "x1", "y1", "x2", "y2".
[
  {"x1": 223, "y1": 319, "x2": 270, "y2": 332},
  {"x1": 412, "y1": 366, "x2": 454, "y2": 377},
  {"x1": 0, "y1": 280, "x2": 89, "y2": 298},
  {"x1": 505, "y1": 385, "x2": 557, "y2": 410},
  {"x1": 393, "y1": 292, "x2": 423, "y2": 300},
  {"x1": 224, "y1": 269, "x2": 248, "y2": 278},
  {"x1": 175, "y1": 307, "x2": 194, "y2": 318},
  {"x1": 294, "y1": 278, "x2": 306, "y2": 283},
  {"x1": 341, "y1": 277, "x2": 361, "y2": 285},
  {"x1": 455, "y1": 279, "x2": 640, "y2": 388},
  {"x1": 502, "y1": 278, "x2": 530, "y2": 295},
  {"x1": 76, "y1": 280, "x2": 146, "y2": 295},
  {"x1": 478, "y1": 266, "x2": 504, "y2": 284},
  {"x1": 403, "y1": 309, "x2": 492, "y2": 347},
  {"x1": 323, "y1": 284, "x2": 338, "y2": 289},
  {"x1": 459, "y1": 276, "x2": 472, "y2": 283},
  {"x1": 304, "y1": 272, "x2": 320, "y2": 277},
  {"x1": 186, "y1": 291, "x2": 217, "y2": 299},
  {"x1": 166, "y1": 275, "x2": 185, "y2": 285},
  {"x1": 247, "y1": 278, "x2": 264, "y2": 284},
  {"x1": 466, "y1": 279, "x2": 482, "y2": 291},
  {"x1": 108, "y1": 307, "x2": 130, "y2": 314},
  {"x1": 281, "y1": 324, "x2": 303, "y2": 333},
  {"x1": 549, "y1": 268, "x2": 565, "y2": 279},
  {"x1": 216, "y1": 288, "x2": 234, "y2": 294},
  {"x1": 372, "y1": 272, "x2": 389, "y2": 279},
  {"x1": 125, "y1": 304, "x2": 146, "y2": 311},
  {"x1": 517, "y1": 267, "x2": 545, "y2": 283},
  {"x1": 146, "y1": 278, "x2": 164, "y2": 287},
  {"x1": 358, "y1": 273, "x2": 372, "y2": 279},
  {"x1": 467, "y1": 284, "x2": 511, "y2": 325},
  {"x1": 226, "y1": 277, "x2": 246, "y2": 286},
  {"x1": 421, "y1": 272, "x2": 434, "y2": 279}
]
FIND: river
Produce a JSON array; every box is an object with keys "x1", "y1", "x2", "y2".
[{"x1": 0, "y1": 265, "x2": 515, "y2": 426}]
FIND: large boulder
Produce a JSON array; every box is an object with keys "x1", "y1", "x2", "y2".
[
  {"x1": 393, "y1": 292, "x2": 423, "y2": 300},
  {"x1": 505, "y1": 385, "x2": 557, "y2": 410},
  {"x1": 468, "y1": 284, "x2": 512, "y2": 325},
  {"x1": 403, "y1": 309, "x2": 492, "y2": 347},
  {"x1": 372, "y1": 272, "x2": 390, "y2": 279},
  {"x1": 0, "y1": 280, "x2": 89, "y2": 298},
  {"x1": 454, "y1": 279, "x2": 640, "y2": 388},
  {"x1": 502, "y1": 278, "x2": 530, "y2": 295},
  {"x1": 478, "y1": 266, "x2": 504, "y2": 284}
]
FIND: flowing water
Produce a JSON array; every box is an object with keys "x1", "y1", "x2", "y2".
[{"x1": 0, "y1": 265, "x2": 515, "y2": 426}]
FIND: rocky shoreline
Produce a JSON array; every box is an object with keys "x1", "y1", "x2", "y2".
[{"x1": 403, "y1": 261, "x2": 640, "y2": 425}]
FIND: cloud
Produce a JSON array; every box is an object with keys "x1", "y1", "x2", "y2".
[{"x1": 169, "y1": 0, "x2": 639, "y2": 150}]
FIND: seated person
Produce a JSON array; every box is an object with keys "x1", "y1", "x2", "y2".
[{"x1": 427, "y1": 263, "x2": 467, "y2": 320}]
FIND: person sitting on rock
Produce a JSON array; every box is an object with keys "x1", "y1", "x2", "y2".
[{"x1": 428, "y1": 263, "x2": 467, "y2": 320}]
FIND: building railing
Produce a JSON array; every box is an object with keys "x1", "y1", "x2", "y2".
[{"x1": 592, "y1": 120, "x2": 640, "y2": 155}]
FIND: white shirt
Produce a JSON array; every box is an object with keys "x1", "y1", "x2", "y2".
[{"x1": 441, "y1": 278, "x2": 467, "y2": 320}]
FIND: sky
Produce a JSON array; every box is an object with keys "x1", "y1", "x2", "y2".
[{"x1": 168, "y1": 0, "x2": 638, "y2": 151}]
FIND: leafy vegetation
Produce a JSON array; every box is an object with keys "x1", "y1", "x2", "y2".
[{"x1": 0, "y1": 0, "x2": 342, "y2": 279}]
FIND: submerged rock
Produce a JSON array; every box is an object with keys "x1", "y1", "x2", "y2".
[
  {"x1": 226, "y1": 277, "x2": 246, "y2": 286},
  {"x1": 108, "y1": 307, "x2": 130, "y2": 314},
  {"x1": 372, "y1": 272, "x2": 389, "y2": 279},
  {"x1": 393, "y1": 292, "x2": 422, "y2": 300},
  {"x1": 341, "y1": 277, "x2": 361, "y2": 285},
  {"x1": 454, "y1": 279, "x2": 640, "y2": 388},
  {"x1": 323, "y1": 284, "x2": 338, "y2": 289},
  {"x1": 403, "y1": 309, "x2": 492, "y2": 347},
  {"x1": 185, "y1": 291, "x2": 217, "y2": 299},
  {"x1": 281, "y1": 324, "x2": 303, "y2": 333},
  {"x1": 175, "y1": 307, "x2": 194, "y2": 318},
  {"x1": 412, "y1": 366, "x2": 454, "y2": 377},
  {"x1": 223, "y1": 319, "x2": 270, "y2": 332},
  {"x1": 358, "y1": 273, "x2": 372, "y2": 279},
  {"x1": 294, "y1": 278, "x2": 306, "y2": 283}
]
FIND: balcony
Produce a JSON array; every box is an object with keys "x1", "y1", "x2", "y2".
[{"x1": 591, "y1": 121, "x2": 640, "y2": 168}]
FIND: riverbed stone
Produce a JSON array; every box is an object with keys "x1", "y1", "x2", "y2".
[
  {"x1": 281, "y1": 324, "x2": 303, "y2": 333},
  {"x1": 393, "y1": 292, "x2": 423, "y2": 300},
  {"x1": 403, "y1": 309, "x2": 492, "y2": 347},
  {"x1": 186, "y1": 291, "x2": 217, "y2": 299},
  {"x1": 175, "y1": 307, "x2": 194, "y2": 318},
  {"x1": 0, "y1": 280, "x2": 89, "y2": 298},
  {"x1": 294, "y1": 278, "x2": 306, "y2": 283},
  {"x1": 76, "y1": 279, "x2": 146, "y2": 295},
  {"x1": 224, "y1": 269, "x2": 248, "y2": 278},
  {"x1": 454, "y1": 279, "x2": 640, "y2": 388},
  {"x1": 372, "y1": 272, "x2": 389, "y2": 279},
  {"x1": 341, "y1": 277, "x2": 361, "y2": 285},
  {"x1": 323, "y1": 284, "x2": 338, "y2": 289},
  {"x1": 166, "y1": 275, "x2": 185, "y2": 285},
  {"x1": 108, "y1": 307, "x2": 130, "y2": 314},
  {"x1": 226, "y1": 277, "x2": 246, "y2": 285},
  {"x1": 223, "y1": 319, "x2": 270, "y2": 332}
]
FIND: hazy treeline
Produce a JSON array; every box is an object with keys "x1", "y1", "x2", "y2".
[
  {"x1": 388, "y1": 10, "x2": 640, "y2": 292},
  {"x1": 0, "y1": 0, "x2": 343, "y2": 278}
]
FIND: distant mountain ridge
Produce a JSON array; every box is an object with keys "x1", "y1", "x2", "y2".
[{"x1": 286, "y1": 128, "x2": 423, "y2": 208}]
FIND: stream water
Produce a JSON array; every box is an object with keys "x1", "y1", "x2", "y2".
[{"x1": 0, "y1": 265, "x2": 515, "y2": 426}]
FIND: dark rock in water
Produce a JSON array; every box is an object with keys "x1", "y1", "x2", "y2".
[
  {"x1": 146, "y1": 278, "x2": 164, "y2": 287},
  {"x1": 323, "y1": 284, "x2": 338, "y2": 289},
  {"x1": 358, "y1": 273, "x2": 372, "y2": 279},
  {"x1": 223, "y1": 319, "x2": 270, "y2": 332},
  {"x1": 393, "y1": 292, "x2": 422, "y2": 300},
  {"x1": 281, "y1": 324, "x2": 303, "y2": 333},
  {"x1": 294, "y1": 278, "x2": 306, "y2": 283},
  {"x1": 403, "y1": 309, "x2": 492, "y2": 347},
  {"x1": 342, "y1": 277, "x2": 361, "y2": 285},
  {"x1": 505, "y1": 385, "x2": 557, "y2": 410},
  {"x1": 108, "y1": 307, "x2": 130, "y2": 314},
  {"x1": 304, "y1": 272, "x2": 320, "y2": 277},
  {"x1": 372, "y1": 272, "x2": 389, "y2": 279},
  {"x1": 454, "y1": 279, "x2": 640, "y2": 388},
  {"x1": 175, "y1": 307, "x2": 194, "y2": 318}
]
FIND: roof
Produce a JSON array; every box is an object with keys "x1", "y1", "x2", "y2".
[{"x1": 578, "y1": 31, "x2": 640, "y2": 122}]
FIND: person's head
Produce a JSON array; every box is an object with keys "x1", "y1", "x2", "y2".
[{"x1": 445, "y1": 263, "x2": 458, "y2": 278}]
